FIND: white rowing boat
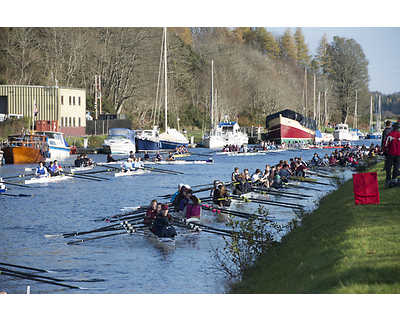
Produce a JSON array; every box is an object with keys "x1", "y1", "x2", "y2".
[
  {"x1": 114, "y1": 169, "x2": 147, "y2": 177},
  {"x1": 70, "y1": 165, "x2": 94, "y2": 173},
  {"x1": 25, "y1": 174, "x2": 72, "y2": 184},
  {"x1": 146, "y1": 159, "x2": 213, "y2": 165}
]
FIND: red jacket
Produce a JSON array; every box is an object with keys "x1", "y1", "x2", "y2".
[{"x1": 383, "y1": 130, "x2": 400, "y2": 156}]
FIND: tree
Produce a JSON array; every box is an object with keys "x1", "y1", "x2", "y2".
[
  {"x1": 327, "y1": 36, "x2": 370, "y2": 123},
  {"x1": 279, "y1": 28, "x2": 297, "y2": 64},
  {"x1": 294, "y1": 27, "x2": 310, "y2": 68},
  {"x1": 313, "y1": 32, "x2": 331, "y2": 75}
]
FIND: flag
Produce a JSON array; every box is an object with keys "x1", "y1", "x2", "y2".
[{"x1": 34, "y1": 101, "x2": 38, "y2": 117}]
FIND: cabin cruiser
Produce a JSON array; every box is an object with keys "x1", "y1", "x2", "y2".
[
  {"x1": 202, "y1": 121, "x2": 249, "y2": 149},
  {"x1": 333, "y1": 124, "x2": 359, "y2": 141},
  {"x1": 36, "y1": 131, "x2": 70, "y2": 158},
  {"x1": 135, "y1": 126, "x2": 161, "y2": 151},
  {"x1": 159, "y1": 128, "x2": 189, "y2": 150},
  {"x1": 102, "y1": 128, "x2": 136, "y2": 154}
]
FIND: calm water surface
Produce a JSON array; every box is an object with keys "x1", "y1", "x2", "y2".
[{"x1": 0, "y1": 140, "x2": 376, "y2": 294}]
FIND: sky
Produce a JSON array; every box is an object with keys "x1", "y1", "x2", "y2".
[{"x1": 267, "y1": 27, "x2": 400, "y2": 95}]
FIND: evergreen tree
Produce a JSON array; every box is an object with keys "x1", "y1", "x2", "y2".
[
  {"x1": 294, "y1": 27, "x2": 310, "y2": 68},
  {"x1": 327, "y1": 36, "x2": 370, "y2": 123},
  {"x1": 279, "y1": 28, "x2": 297, "y2": 63},
  {"x1": 313, "y1": 32, "x2": 331, "y2": 75},
  {"x1": 254, "y1": 27, "x2": 280, "y2": 59}
]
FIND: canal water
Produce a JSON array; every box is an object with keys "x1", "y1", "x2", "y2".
[{"x1": 0, "y1": 140, "x2": 378, "y2": 294}]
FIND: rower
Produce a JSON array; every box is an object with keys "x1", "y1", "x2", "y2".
[
  {"x1": 166, "y1": 151, "x2": 175, "y2": 161},
  {"x1": 121, "y1": 158, "x2": 133, "y2": 172},
  {"x1": 153, "y1": 204, "x2": 176, "y2": 238},
  {"x1": 107, "y1": 154, "x2": 116, "y2": 163},
  {"x1": 36, "y1": 161, "x2": 48, "y2": 178},
  {"x1": 144, "y1": 199, "x2": 158, "y2": 226},
  {"x1": 135, "y1": 156, "x2": 144, "y2": 169},
  {"x1": 47, "y1": 161, "x2": 58, "y2": 176},
  {"x1": 154, "y1": 151, "x2": 163, "y2": 161},
  {"x1": 54, "y1": 160, "x2": 63, "y2": 175}
]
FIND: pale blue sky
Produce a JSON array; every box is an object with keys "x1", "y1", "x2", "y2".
[{"x1": 267, "y1": 27, "x2": 400, "y2": 95}]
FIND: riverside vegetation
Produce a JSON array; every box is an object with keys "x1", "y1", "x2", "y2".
[{"x1": 228, "y1": 160, "x2": 400, "y2": 293}]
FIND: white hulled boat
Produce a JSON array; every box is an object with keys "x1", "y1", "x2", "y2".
[
  {"x1": 35, "y1": 131, "x2": 70, "y2": 159},
  {"x1": 333, "y1": 124, "x2": 359, "y2": 141},
  {"x1": 202, "y1": 60, "x2": 248, "y2": 149},
  {"x1": 102, "y1": 128, "x2": 136, "y2": 154}
]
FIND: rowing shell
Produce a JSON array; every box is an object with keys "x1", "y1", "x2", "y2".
[
  {"x1": 144, "y1": 228, "x2": 175, "y2": 249},
  {"x1": 25, "y1": 175, "x2": 72, "y2": 184},
  {"x1": 114, "y1": 169, "x2": 147, "y2": 177},
  {"x1": 70, "y1": 165, "x2": 94, "y2": 173},
  {"x1": 147, "y1": 159, "x2": 213, "y2": 165}
]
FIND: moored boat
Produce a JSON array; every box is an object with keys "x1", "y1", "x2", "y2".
[
  {"x1": 147, "y1": 159, "x2": 213, "y2": 165},
  {"x1": 102, "y1": 128, "x2": 136, "y2": 154},
  {"x1": 1, "y1": 134, "x2": 49, "y2": 164},
  {"x1": 333, "y1": 124, "x2": 359, "y2": 141},
  {"x1": 135, "y1": 127, "x2": 161, "y2": 151},
  {"x1": 265, "y1": 109, "x2": 316, "y2": 144},
  {"x1": 202, "y1": 121, "x2": 249, "y2": 149},
  {"x1": 35, "y1": 131, "x2": 70, "y2": 159}
]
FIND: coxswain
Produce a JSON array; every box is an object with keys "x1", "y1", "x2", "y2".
[
  {"x1": 36, "y1": 161, "x2": 48, "y2": 178},
  {"x1": 153, "y1": 204, "x2": 176, "y2": 238}
]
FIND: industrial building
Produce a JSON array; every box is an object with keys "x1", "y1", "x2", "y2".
[{"x1": 0, "y1": 85, "x2": 86, "y2": 135}]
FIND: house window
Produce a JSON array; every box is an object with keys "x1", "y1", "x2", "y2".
[
  {"x1": 69, "y1": 117, "x2": 71, "y2": 126},
  {"x1": 69, "y1": 96, "x2": 71, "y2": 105},
  {"x1": 61, "y1": 96, "x2": 64, "y2": 105},
  {"x1": 61, "y1": 117, "x2": 63, "y2": 126},
  {"x1": 78, "y1": 118, "x2": 81, "y2": 127},
  {"x1": 65, "y1": 117, "x2": 68, "y2": 126},
  {"x1": 78, "y1": 97, "x2": 81, "y2": 106},
  {"x1": 73, "y1": 117, "x2": 76, "y2": 126},
  {"x1": 73, "y1": 96, "x2": 75, "y2": 105}
]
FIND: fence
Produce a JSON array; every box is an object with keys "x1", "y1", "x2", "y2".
[{"x1": 85, "y1": 119, "x2": 132, "y2": 136}]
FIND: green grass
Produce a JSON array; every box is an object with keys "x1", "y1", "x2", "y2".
[{"x1": 230, "y1": 161, "x2": 400, "y2": 293}]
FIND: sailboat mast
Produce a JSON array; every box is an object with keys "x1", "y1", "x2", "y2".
[
  {"x1": 164, "y1": 27, "x2": 168, "y2": 133},
  {"x1": 210, "y1": 60, "x2": 213, "y2": 131}
]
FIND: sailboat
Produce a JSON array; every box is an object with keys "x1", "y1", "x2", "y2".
[
  {"x1": 202, "y1": 60, "x2": 249, "y2": 149},
  {"x1": 158, "y1": 27, "x2": 189, "y2": 150}
]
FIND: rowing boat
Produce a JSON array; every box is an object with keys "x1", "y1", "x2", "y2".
[
  {"x1": 25, "y1": 175, "x2": 72, "y2": 184},
  {"x1": 114, "y1": 169, "x2": 147, "y2": 177},
  {"x1": 147, "y1": 159, "x2": 213, "y2": 165},
  {"x1": 143, "y1": 228, "x2": 175, "y2": 249},
  {"x1": 70, "y1": 165, "x2": 94, "y2": 173}
]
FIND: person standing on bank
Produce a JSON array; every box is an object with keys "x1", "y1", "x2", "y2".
[
  {"x1": 382, "y1": 120, "x2": 393, "y2": 171},
  {"x1": 383, "y1": 122, "x2": 400, "y2": 186}
]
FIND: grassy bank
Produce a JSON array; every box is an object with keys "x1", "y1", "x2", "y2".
[{"x1": 231, "y1": 161, "x2": 400, "y2": 294}]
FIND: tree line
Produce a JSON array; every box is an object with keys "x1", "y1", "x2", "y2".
[{"x1": 0, "y1": 27, "x2": 385, "y2": 130}]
